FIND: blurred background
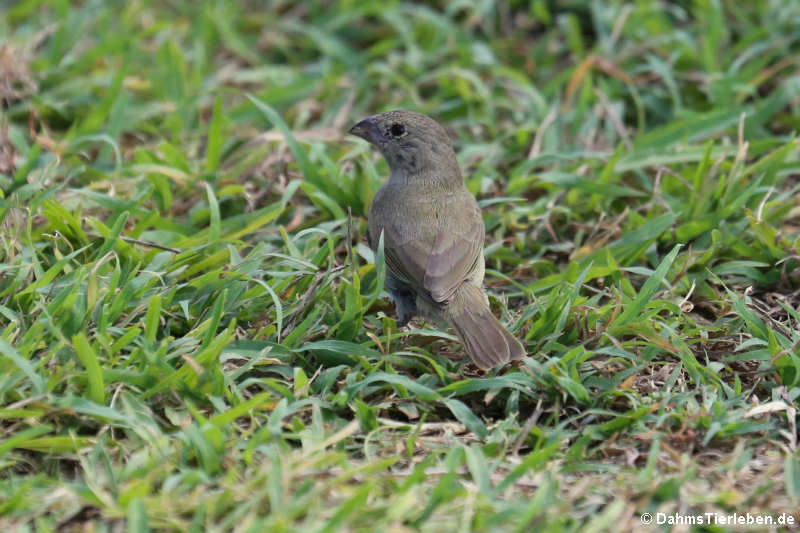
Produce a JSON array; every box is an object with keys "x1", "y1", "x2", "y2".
[
  {"x1": 2, "y1": 1, "x2": 799, "y2": 264},
  {"x1": 2, "y1": 1, "x2": 800, "y2": 531}
]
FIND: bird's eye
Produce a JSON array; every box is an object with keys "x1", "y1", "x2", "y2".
[{"x1": 389, "y1": 123, "x2": 406, "y2": 137}]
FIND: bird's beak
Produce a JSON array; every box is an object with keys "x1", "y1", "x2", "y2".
[{"x1": 348, "y1": 117, "x2": 385, "y2": 145}]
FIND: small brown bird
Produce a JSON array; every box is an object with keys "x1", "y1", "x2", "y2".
[{"x1": 349, "y1": 110, "x2": 525, "y2": 369}]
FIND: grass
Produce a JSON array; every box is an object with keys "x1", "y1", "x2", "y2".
[{"x1": 1, "y1": 0, "x2": 800, "y2": 531}]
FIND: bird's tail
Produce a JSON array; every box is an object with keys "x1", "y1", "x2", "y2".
[{"x1": 445, "y1": 283, "x2": 525, "y2": 369}]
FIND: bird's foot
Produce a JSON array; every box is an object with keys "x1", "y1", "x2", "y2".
[{"x1": 396, "y1": 313, "x2": 414, "y2": 328}]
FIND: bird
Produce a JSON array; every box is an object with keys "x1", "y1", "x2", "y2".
[{"x1": 349, "y1": 110, "x2": 526, "y2": 370}]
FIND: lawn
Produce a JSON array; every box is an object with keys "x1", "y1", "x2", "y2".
[{"x1": 1, "y1": 1, "x2": 800, "y2": 531}]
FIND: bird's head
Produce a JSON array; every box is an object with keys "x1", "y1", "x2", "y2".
[{"x1": 349, "y1": 110, "x2": 459, "y2": 178}]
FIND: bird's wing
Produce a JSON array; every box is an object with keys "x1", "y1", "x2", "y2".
[
  {"x1": 381, "y1": 233, "x2": 427, "y2": 289},
  {"x1": 382, "y1": 205, "x2": 483, "y2": 305},
  {"x1": 421, "y1": 214, "x2": 484, "y2": 303},
  {"x1": 369, "y1": 223, "x2": 424, "y2": 289}
]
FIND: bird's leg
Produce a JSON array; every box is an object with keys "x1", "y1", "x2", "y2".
[{"x1": 387, "y1": 286, "x2": 418, "y2": 327}]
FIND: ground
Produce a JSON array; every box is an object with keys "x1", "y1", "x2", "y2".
[{"x1": 1, "y1": 1, "x2": 800, "y2": 532}]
